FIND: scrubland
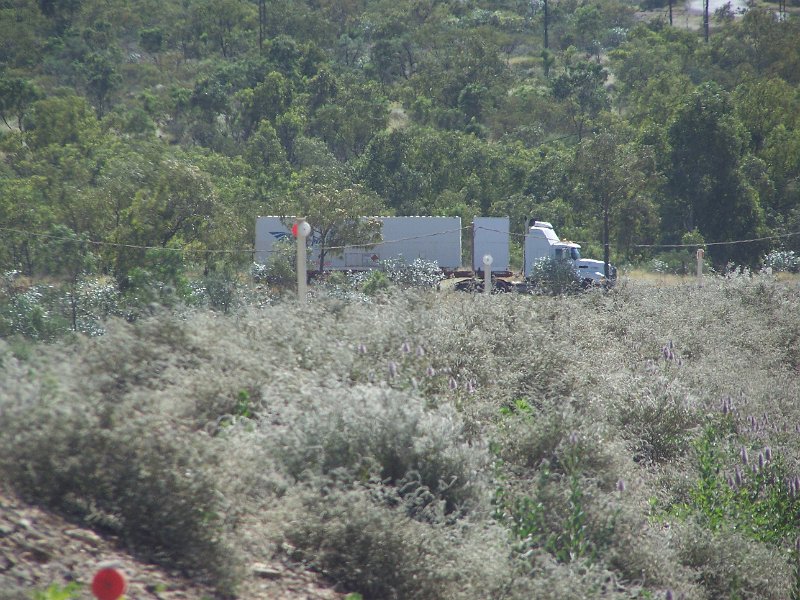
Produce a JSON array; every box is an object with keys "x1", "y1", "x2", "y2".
[{"x1": 2, "y1": 273, "x2": 800, "y2": 599}]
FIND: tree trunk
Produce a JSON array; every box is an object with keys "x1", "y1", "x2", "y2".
[{"x1": 543, "y1": 0, "x2": 549, "y2": 49}]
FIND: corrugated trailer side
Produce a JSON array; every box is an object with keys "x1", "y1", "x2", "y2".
[
  {"x1": 254, "y1": 216, "x2": 462, "y2": 271},
  {"x1": 377, "y1": 217, "x2": 462, "y2": 270},
  {"x1": 472, "y1": 216, "x2": 510, "y2": 272}
]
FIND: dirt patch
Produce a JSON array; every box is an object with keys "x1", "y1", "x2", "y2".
[{"x1": 0, "y1": 486, "x2": 346, "y2": 599}]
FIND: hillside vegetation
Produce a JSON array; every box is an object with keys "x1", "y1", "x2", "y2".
[
  {"x1": 3, "y1": 274, "x2": 800, "y2": 598},
  {"x1": 2, "y1": 0, "x2": 800, "y2": 287}
]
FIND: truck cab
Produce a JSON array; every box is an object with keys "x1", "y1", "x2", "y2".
[{"x1": 524, "y1": 221, "x2": 616, "y2": 287}]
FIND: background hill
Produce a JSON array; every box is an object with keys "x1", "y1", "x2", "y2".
[{"x1": 2, "y1": 0, "x2": 800, "y2": 284}]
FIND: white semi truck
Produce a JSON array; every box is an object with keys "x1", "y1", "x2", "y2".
[
  {"x1": 254, "y1": 215, "x2": 615, "y2": 287},
  {"x1": 523, "y1": 221, "x2": 616, "y2": 286}
]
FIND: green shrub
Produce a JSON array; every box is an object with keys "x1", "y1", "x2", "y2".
[
  {"x1": 282, "y1": 486, "x2": 515, "y2": 600},
  {"x1": 526, "y1": 257, "x2": 582, "y2": 295},
  {"x1": 360, "y1": 269, "x2": 390, "y2": 295},
  {"x1": 0, "y1": 328, "x2": 240, "y2": 594},
  {"x1": 266, "y1": 384, "x2": 490, "y2": 519}
]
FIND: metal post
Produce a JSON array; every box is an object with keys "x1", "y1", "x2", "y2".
[
  {"x1": 483, "y1": 254, "x2": 493, "y2": 294},
  {"x1": 296, "y1": 218, "x2": 311, "y2": 302},
  {"x1": 696, "y1": 248, "x2": 704, "y2": 287}
]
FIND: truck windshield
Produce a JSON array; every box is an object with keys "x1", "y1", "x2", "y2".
[{"x1": 570, "y1": 248, "x2": 581, "y2": 261}]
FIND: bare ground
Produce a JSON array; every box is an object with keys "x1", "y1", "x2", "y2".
[{"x1": 0, "y1": 486, "x2": 346, "y2": 600}]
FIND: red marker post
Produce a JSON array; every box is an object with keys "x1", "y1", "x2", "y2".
[{"x1": 92, "y1": 567, "x2": 127, "y2": 600}]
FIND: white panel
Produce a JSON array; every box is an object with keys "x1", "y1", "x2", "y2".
[
  {"x1": 255, "y1": 216, "x2": 462, "y2": 270},
  {"x1": 472, "y1": 217, "x2": 510, "y2": 272}
]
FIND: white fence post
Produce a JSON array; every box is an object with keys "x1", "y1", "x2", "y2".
[
  {"x1": 696, "y1": 248, "x2": 704, "y2": 287},
  {"x1": 483, "y1": 254, "x2": 493, "y2": 294},
  {"x1": 295, "y1": 218, "x2": 311, "y2": 301}
]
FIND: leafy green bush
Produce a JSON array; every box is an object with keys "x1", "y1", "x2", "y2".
[
  {"x1": 382, "y1": 258, "x2": 444, "y2": 289},
  {"x1": 266, "y1": 384, "x2": 489, "y2": 519},
  {"x1": 360, "y1": 269, "x2": 390, "y2": 295},
  {"x1": 526, "y1": 257, "x2": 582, "y2": 295},
  {"x1": 30, "y1": 583, "x2": 81, "y2": 600},
  {"x1": 762, "y1": 249, "x2": 800, "y2": 273},
  {"x1": 258, "y1": 238, "x2": 299, "y2": 288}
]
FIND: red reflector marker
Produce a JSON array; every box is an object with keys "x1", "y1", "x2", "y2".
[{"x1": 91, "y1": 567, "x2": 127, "y2": 600}]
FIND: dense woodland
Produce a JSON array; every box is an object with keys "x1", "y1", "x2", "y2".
[{"x1": 2, "y1": 0, "x2": 800, "y2": 281}]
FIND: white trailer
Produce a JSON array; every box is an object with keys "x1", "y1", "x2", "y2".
[
  {"x1": 254, "y1": 216, "x2": 462, "y2": 271},
  {"x1": 472, "y1": 217, "x2": 510, "y2": 273}
]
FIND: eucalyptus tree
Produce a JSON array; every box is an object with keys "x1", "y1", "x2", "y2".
[
  {"x1": 665, "y1": 83, "x2": 766, "y2": 265},
  {"x1": 607, "y1": 24, "x2": 698, "y2": 127},
  {"x1": 112, "y1": 157, "x2": 221, "y2": 282},
  {"x1": 0, "y1": 77, "x2": 40, "y2": 130},
  {"x1": 278, "y1": 162, "x2": 387, "y2": 273},
  {"x1": 550, "y1": 59, "x2": 610, "y2": 142},
  {"x1": 572, "y1": 128, "x2": 660, "y2": 277},
  {"x1": 307, "y1": 75, "x2": 388, "y2": 161}
]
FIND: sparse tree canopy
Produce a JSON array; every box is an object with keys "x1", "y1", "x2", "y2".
[{"x1": 280, "y1": 162, "x2": 387, "y2": 273}]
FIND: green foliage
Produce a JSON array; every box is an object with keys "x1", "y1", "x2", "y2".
[
  {"x1": 30, "y1": 583, "x2": 82, "y2": 600},
  {"x1": 526, "y1": 257, "x2": 582, "y2": 295},
  {"x1": 255, "y1": 239, "x2": 298, "y2": 289},
  {"x1": 279, "y1": 163, "x2": 386, "y2": 273},
  {"x1": 684, "y1": 424, "x2": 800, "y2": 546},
  {"x1": 360, "y1": 269, "x2": 390, "y2": 296},
  {"x1": 550, "y1": 60, "x2": 610, "y2": 141},
  {"x1": 198, "y1": 264, "x2": 241, "y2": 314},
  {"x1": 2, "y1": 0, "x2": 798, "y2": 273},
  {"x1": 665, "y1": 82, "x2": 767, "y2": 266},
  {"x1": 0, "y1": 76, "x2": 41, "y2": 130}
]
